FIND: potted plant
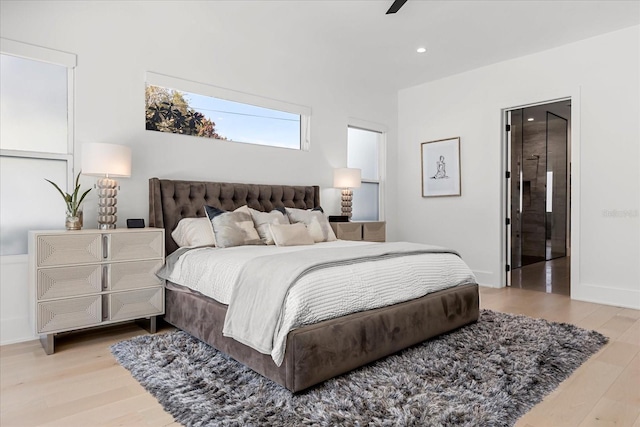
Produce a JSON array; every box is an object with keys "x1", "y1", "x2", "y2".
[{"x1": 46, "y1": 171, "x2": 92, "y2": 230}]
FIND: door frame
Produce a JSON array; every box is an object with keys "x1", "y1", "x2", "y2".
[{"x1": 501, "y1": 90, "x2": 581, "y2": 297}]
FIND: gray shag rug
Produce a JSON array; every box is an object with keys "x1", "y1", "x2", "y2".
[{"x1": 111, "y1": 310, "x2": 607, "y2": 427}]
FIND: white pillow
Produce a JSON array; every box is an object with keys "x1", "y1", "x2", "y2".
[
  {"x1": 285, "y1": 207, "x2": 337, "y2": 243},
  {"x1": 171, "y1": 217, "x2": 216, "y2": 248},
  {"x1": 248, "y1": 207, "x2": 290, "y2": 245},
  {"x1": 269, "y1": 223, "x2": 315, "y2": 247}
]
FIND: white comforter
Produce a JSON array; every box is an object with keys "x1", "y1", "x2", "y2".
[{"x1": 160, "y1": 240, "x2": 476, "y2": 365}]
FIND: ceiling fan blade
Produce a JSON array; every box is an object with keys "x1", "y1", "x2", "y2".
[{"x1": 386, "y1": 0, "x2": 408, "y2": 14}]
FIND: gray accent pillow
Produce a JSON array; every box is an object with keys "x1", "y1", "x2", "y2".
[
  {"x1": 205, "y1": 205, "x2": 263, "y2": 248},
  {"x1": 248, "y1": 208, "x2": 290, "y2": 245},
  {"x1": 269, "y1": 223, "x2": 315, "y2": 247},
  {"x1": 285, "y1": 207, "x2": 337, "y2": 243}
]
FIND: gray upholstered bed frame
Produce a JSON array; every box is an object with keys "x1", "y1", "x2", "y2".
[{"x1": 149, "y1": 177, "x2": 479, "y2": 392}]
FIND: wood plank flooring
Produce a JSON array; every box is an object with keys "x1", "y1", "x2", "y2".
[{"x1": 1, "y1": 286, "x2": 638, "y2": 426}]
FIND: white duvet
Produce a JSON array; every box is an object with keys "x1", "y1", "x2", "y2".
[{"x1": 160, "y1": 240, "x2": 476, "y2": 365}]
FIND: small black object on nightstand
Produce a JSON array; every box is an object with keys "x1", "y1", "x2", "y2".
[
  {"x1": 328, "y1": 215, "x2": 349, "y2": 223},
  {"x1": 126, "y1": 218, "x2": 145, "y2": 228}
]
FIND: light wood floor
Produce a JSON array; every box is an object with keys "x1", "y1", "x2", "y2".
[{"x1": 1, "y1": 287, "x2": 638, "y2": 427}]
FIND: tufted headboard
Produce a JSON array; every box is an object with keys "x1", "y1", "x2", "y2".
[{"x1": 149, "y1": 177, "x2": 321, "y2": 254}]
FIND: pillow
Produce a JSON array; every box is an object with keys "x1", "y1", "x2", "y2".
[
  {"x1": 171, "y1": 217, "x2": 216, "y2": 248},
  {"x1": 285, "y1": 207, "x2": 337, "y2": 243},
  {"x1": 248, "y1": 207, "x2": 290, "y2": 245},
  {"x1": 204, "y1": 205, "x2": 262, "y2": 248},
  {"x1": 269, "y1": 223, "x2": 315, "y2": 247}
]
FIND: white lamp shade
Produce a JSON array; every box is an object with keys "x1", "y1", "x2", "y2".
[
  {"x1": 333, "y1": 168, "x2": 361, "y2": 189},
  {"x1": 81, "y1": 143, "x2": 132, "y2": 177}
]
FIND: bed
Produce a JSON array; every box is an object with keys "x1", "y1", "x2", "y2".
[{"x1": 149, "y1": 177, "x2": 479, "y2": 392}]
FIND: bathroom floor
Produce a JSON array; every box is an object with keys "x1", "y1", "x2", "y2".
[{"x1": 511, "y1": 256, "x2": 570, "y2": 296}]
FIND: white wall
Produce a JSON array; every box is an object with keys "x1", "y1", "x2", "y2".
[
  {"x1": 397, "y1": 26, "x2": 640, "y2": 309},
  {"x1": 0, "y1": 255, "x2": 29, "y2": 343},
  {"x1": 0, "y1": 1, "x2": 398, "y2": 344}
]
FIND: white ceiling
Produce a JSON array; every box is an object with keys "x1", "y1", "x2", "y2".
[{"x1": 237, "y1": 0, "x2": 640, "y2": 92}]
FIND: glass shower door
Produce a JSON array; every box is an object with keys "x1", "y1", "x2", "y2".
[
  {"x1": 546, "y1": 112, "x2": 568, "y2": 260},
  {"x1": 520, "y1": 111, "x2": 547, "y2": 266}
]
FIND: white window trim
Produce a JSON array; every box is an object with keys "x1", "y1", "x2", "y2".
[
  {"x1": 347, "y1": 119, "x2": 387, "y2": 221},
  {"x1": 1, "y1": 38, "x2": 77, "y2": 190},
  {"x1": 1, "y1": 39, "x2": 76, "y2": 257},
  {"x1": 146, "y1": 71, "x2": 311, "y2": 151}
]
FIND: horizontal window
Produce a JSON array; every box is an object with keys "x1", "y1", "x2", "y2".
[{"x1": 145, "y1": 73, "x2": 310, "y2": 150}]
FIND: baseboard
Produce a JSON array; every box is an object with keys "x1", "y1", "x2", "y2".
[
  {"x1": 572, "y1": 283, "x2": 640, "y2": 310},
  {"x1": 472, "y1": 270, "x2": 500, "y2": 287},
  {"x1": 0, "y1": 316, "x2": 37, "y2": 346}
]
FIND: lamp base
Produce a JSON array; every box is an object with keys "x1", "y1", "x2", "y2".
[
  {"x1": 97, "y1": 177, "x2": 118, "y2": 229},
  {"x1": 340, "y1": 188, "x2": 353, "y2": 219}
]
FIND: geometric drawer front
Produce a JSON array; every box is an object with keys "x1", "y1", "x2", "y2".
[
  {"x1": 37, "y1": 295, "x2": 102, "y2": 333},
  {"x1": 110, "y1": 260, "x2": 164, "y2": 291},
  {"x1": 110, "y1": 231, "x2": 163, "y2": 261},
  {"x1": 37, "y1": 234, "x2": 102, "y2": 267},
  {"x1": 37, "y1": 265, "x2": 102, "y2": 300},
  {"x1": 363, "y1": 222, "x2": 385, "y2": 242},
  {"x1": 331, "y1": 223, "x2": 363, "y2": 241},
  {"x1": 108, "y1": 287, "x2": 164, "y2": 321}
]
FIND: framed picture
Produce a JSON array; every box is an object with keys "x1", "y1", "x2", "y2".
[{"x1": 421, "y1": 137, "x2": 461, "y2": 197}]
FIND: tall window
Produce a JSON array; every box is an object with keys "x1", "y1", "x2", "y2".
[
  {"x1": 0, "y1": 40, "x2": 76, "y2": 255},
  {"x1": 347, "y1": 126, "x2": 384, "y2": 221}
]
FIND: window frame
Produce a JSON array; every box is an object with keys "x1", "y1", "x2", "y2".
[
  {"x1": 347, "y1": 120, "x2": 387, "y2": 221},
  {"x1": 146, "y1": 72, "x2": 311, "y2": 151},
  {"x1": 0, "y1": 39, "x2": 76, "y2": 255}
]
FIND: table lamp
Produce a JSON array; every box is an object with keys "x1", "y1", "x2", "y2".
[
  {"x1": 333, "y1": 168, "x2": 361, "y2": 219},
  {"x1": 81, "y1": 142, "x2": 132, "y2": 229}
]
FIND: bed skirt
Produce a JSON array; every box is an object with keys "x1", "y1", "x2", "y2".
[{"x1": 164, "y1": 282, "x2": 479, "y2": 392}]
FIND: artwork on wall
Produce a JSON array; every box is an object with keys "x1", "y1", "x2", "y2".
[{"x1": 421, "y1": 137, "x2": 461, "y2": 197}]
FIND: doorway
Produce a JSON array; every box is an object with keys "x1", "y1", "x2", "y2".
[{"x1": 506, "y1": 100, "x2": 571, "y2": 295}]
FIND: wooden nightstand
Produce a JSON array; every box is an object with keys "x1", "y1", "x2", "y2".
[
  {"x1": 28, "y1": 228, "x2": 165, "y2": 354},
  {"x1": 330, "y1": 221, "x2": 386, "y2": 242}
]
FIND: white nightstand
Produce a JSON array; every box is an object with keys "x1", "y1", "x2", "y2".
[
  {"x1": 28, "y1": 228, "x2": 165, "y2": 354},
  {"x1": 330, "y1": 221, "x2": 386, "y2": 242}
]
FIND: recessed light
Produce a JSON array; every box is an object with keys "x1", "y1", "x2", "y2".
[
  {"x1": 527, "y1": 118, "x2": 534, "y2": 121},
  {"x1": 416, "y1": 47, "x2": 426, "y2": 53}
]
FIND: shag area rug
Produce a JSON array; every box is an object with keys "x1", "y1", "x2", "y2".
[{"x1": 111, "y1": 310, "x2": 607, "y2": 427}]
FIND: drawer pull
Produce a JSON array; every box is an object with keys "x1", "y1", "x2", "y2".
[
  {"x1": 102, "y1": 265, "x2": 109, "y2": 290},
  {"x1": 102, "y1": 235, "x2": 109, "y2": 259},
  {"x1": 102, "y1": 296, "x2": 109, "y2": 320}
]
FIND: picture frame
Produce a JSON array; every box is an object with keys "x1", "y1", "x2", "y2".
[{"x1": 421, "y1": 137, "x2": 461, "y2": 197}]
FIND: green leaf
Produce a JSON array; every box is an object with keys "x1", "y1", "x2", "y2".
[
  {"x1": 77, "y1": 188, "x2": 91, "y2": 207},
  {"x1": 47, "y1": 171, "x2": 91, "y2": 216},
  {"x1": 45, "y1": 179, "x2": 69, "y2": 200}
]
